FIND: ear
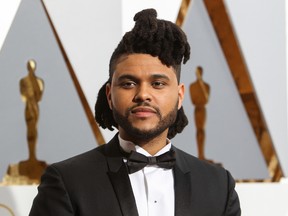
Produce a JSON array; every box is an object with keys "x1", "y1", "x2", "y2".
[
  {"x1": 177, "y1": 83, "x2": 185, "y2": 109},
  {"x1": 106, "y1": 83, "x2": 113, "y2": 109}
]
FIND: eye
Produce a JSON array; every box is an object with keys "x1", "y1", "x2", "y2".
[
  {"x1": 121, "y1": 81, "x2": 136, "y2": 89},
  {"x1": 152, "y1": 81, "x2": 166, "y2": 89}
]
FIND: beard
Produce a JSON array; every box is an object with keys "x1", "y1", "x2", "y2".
[{"x1": 112, "y1": 101, "x2": 178, "y2": 142}]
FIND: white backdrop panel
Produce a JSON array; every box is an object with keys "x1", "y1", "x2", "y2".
[{"x1": 224, "y1": 0, "x2": 288, "y2": 176}]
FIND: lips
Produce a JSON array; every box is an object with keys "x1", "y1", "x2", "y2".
[
  {"x1": 131, "y1": 106, "x2": 157, "y2": 117},
  {"x1": 131, "y1": 107, "x2": 156, "y2": 113}
]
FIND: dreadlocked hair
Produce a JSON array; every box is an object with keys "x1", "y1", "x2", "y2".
[{"x1": 95, "y1": 8, "x2": 190, "y2": 139}]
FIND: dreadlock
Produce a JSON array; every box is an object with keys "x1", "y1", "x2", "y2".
[{"x1": 95, "y1": 8, "x2": 190, "y2": 139}]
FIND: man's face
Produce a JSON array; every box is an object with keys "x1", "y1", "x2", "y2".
[{"x1": 106, "y1": 54, "x2": 184, "y2": 142}]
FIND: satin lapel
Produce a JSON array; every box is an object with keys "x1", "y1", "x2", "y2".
[
  {"x1": 174, "y1": 165, "x2": 192, "y2": 216},
  {"x1": 105, "y1": 136, "x2": 139, "y2": 216}
]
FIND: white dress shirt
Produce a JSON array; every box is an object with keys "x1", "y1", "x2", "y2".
[{"x1": 119, "y1": 135, "x2": 175, "y2": 216}]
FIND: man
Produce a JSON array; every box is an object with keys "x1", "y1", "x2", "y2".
[{"x1": 29, "y1": 8, "x2": 241, "y2": 216}]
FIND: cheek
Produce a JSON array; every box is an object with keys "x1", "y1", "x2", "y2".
[
  {"x1": 157, "y1": 92, "x2": 179, "y2": 109},
  {"x1": 108, "y1": 87, "x2": 124, "y2": 109},
  {"x1": 110, "y1": 91, "x2": 131, "y2": 111}
]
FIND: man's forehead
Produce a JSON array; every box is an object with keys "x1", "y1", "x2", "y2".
[
  {"x1": 116, "y1": 53, "x2": 161, "y2": 63},
  {"x1": 113, "y1": 55, "x2": 173, "y2": 74},
  {"x1": 110, "y1": 53, "x2": 178, "y2": 82},
  {"x1": 114, "y1": 54, "x2": 173, "y2": 69}
]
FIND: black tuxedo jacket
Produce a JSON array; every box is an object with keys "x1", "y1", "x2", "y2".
[{"x1": 29, "y1": 135, "x2": 241, "y2": 216}]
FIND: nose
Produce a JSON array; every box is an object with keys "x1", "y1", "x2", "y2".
[{"x1": 133, "y1": 84, "x2": 151, "y2": 103}]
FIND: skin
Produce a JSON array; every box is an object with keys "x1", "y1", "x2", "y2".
[{"x1": 106, "y1": 54, "x2": 185, "y2": 155}]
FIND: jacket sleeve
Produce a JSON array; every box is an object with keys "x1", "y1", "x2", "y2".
[
  {"x1": 29, "y1": 165, "x2": 75, "y2": 216},
  {"x1": 224, "y1": 171, "x2": 241, "y2": 216}
]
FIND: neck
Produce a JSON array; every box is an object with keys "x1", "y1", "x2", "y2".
[
  {"x1": 138, "y1": 135, "x2": 168, "y2": 155},
  {"x1": 119, "y1": 130, "x2": 168, "y2": 155}
]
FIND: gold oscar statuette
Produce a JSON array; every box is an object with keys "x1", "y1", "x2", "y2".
[
  {"x1": 190, "y1": 66, "x2": 219, "y2": 165},
  {"x1": 2, "y1": 59, "x2": 47, "y2": 185}
]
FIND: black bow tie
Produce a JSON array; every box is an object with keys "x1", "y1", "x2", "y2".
[{"x1": 125, "y1": 149, "x2": 176, "y2": 174}]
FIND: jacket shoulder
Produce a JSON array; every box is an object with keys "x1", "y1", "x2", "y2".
[
  {"x1": 173, "y1": 146, "x2": 229, "y2": 180},
  {"x1": 53, "y1": 144, "x2": 107, "y2": 169}
]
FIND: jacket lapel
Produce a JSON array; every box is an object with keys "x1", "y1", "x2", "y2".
[
  {"x1": 105, "y1": 136, "x2": 139, "y2": 216},
  {"x1": 173, "y1": 147, "x2": 193, "y2": 216}
]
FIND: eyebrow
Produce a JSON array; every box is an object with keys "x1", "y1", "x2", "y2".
[
  {"x1": 117, "y1": 74, "x2": 138, "y2": 82},
  {"x1": 117, "y1": 73, "x2": 171, "y2": 82},
  {"x1": 151, "y1": 74, "x2": 170, "y2": 81}
]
